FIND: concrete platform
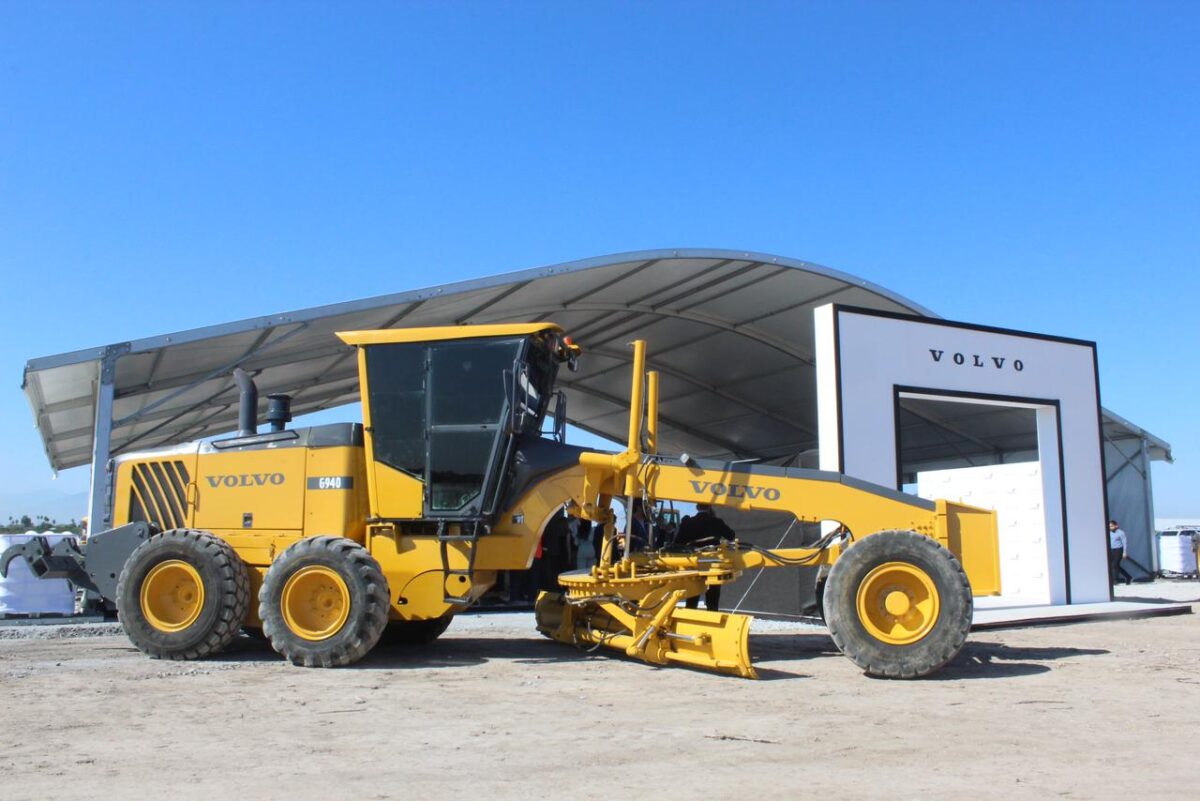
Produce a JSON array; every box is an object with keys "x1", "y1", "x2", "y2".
[{"x1": 970, "y1": 578, "x2": 1197, "y2": 629}]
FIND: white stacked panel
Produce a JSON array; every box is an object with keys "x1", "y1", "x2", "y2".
[
  {"x1": 918, "y1": 463, "x2": 1050, "y2": 607},
  {"x1": 1157, "y1": 531, "x2": 1198, "y2": 575},
  {"x1": 0, "y1": 532, "x2": 77, "y2": 614}
]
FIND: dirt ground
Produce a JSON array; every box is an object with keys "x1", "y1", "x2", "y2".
[{"x1": 1, "y1": 584, "x2": 1197, "y2": 801}]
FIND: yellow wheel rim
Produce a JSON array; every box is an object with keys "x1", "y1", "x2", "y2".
[
  {"x1": 281, "y1": 566, "x2": 351, "y2": 641},
  {"x1": 855, "y1": 561, "x2": 941, "y2": 645},
  {"x1": 140, "y1": 560, "x2": 205, "y2": 633}
]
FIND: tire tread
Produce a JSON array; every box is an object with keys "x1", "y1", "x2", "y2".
[
  {"x1": 116, "y1": 529, "x2": 250, "y2": 661},
  {"x1": 259, "y1": 536, "x2": 390, "y2": 668},
  {"x1": 824, "y1": 530, "x2": 973, "y2": 679}
]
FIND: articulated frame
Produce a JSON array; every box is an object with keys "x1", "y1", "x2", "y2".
[{"x1": 529, "y1": 338, "x2": 999, "y2": 678}]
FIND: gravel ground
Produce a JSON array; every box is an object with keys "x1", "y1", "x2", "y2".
[
  {"x1": 0, "y1": 582, "x2": 1196, "y2": 801},
  {"x1": 1113, "y1": 577, "x2": 1200, "y2": 603}
]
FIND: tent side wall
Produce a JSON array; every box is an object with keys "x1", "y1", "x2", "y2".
[{"x1": 1105, "y1": 436, "x2": 1158, "y2": 579}]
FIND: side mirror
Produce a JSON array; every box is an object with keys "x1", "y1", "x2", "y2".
[
  {"x1": 552, "y1": 390, "x2": 568, "y2": 443},
  {"x1": 506, "y1": 363, "x2": 535, "y2": 434},
  {"x1": 502, "y1": 368, "x2": 517, "y2": 434}
]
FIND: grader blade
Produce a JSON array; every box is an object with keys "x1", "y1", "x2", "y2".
[
  {"x1": 534, "y1": 591, "x2": 757, "y2": 679},
  {"x1": 652, "y1": 606, "x2": 756, "y2": 679}
]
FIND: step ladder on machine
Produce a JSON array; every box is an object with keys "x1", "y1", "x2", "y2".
[{"x1": 437, "y1": 521, "x2": 485, "y2": 604}]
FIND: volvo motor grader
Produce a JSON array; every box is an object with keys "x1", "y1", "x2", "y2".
[{"x1": 3, "y1": 324, "x2": 1000, "y2": 678}]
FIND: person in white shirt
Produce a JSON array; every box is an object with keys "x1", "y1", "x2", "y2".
[{"x1": 1108, "y1": 520, "x2": 1132, "y2": 586}]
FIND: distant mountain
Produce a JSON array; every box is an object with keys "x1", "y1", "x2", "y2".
[{"x1": 0, "y1": 489, "x2": 89, "y2": 524}]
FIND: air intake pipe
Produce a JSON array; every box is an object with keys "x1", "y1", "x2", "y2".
[
  {"x1": 266, "y1": 394, "x2": 293, "y2": 432},
  {"x1": 233, "y1": 368, "x2": 258, "y2": 437}
]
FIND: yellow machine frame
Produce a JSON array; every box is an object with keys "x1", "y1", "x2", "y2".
[
  {"x1": 55, "y1": 323, "x2": 1000, "y2": 678},
  {"x1": 488, "y1": 338, "x2": 1000, "y2": 677}
]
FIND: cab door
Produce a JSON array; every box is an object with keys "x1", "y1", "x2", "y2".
[
  {"x1": 358, "y1": 337, "x2": 522, "y2": 521},
  {"x1": 424, "y1": 339, "x2": 520, "y2": 518},
  {"x1": 359, "y1": 342, "x2": 428, "y2": 519}
]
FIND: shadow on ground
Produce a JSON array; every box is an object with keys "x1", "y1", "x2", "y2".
[
  {"x1": 1114, "y1": 595, "x2": 1198, "y2": 605},
  {"x1": 204, "y1": 627, "x2": 1108, "y2": 682},
  {"x1": 215, "y1": 628, "x2": 818, "y2": 679},
  {"x1": 220, "y1": 631, "x2": 624, "y2": 671},
  {"x1": 747, "y1": 632, "x2": 1109, "y2": 681},
  {"x1": 930, "y1": 641, "x2": 1109, "y2": 680}
]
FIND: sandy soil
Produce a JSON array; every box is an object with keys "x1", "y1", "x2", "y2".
[{"x1": 1, "y1": 585, "x2": 1197, "y2": 801}]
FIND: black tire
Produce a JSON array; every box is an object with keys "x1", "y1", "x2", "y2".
[
  {"x1": 823, "y1": 530, "x2": 972, "y2": 679},
  {"x1": 380, "y1": 614, "x2": 454, "y2": 646},
  {"x1": 259, "y1": 536, "x2": 390, "y2": 667},
  {"x1": 116, "y1": 529, "x2": 250, "y2": 660}
]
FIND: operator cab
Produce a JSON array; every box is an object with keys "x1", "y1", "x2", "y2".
[{"x1": 338, "y1": 324, "x2": 579, "y2": 524}]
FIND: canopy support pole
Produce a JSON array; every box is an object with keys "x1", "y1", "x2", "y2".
[
  {"x1": 1141, "y1": 436, "x2": 1159, "y2": 575},
  {"x1": 86, "y1": 344, "x2": 126, "y2": 535}
]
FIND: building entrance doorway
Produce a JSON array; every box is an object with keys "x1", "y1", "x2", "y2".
[{"x1": 897, "y1": 391, "x2": 1067, "y2": 607}]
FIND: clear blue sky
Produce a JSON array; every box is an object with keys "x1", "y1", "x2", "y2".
[{"x1": 1, "y1": 2, "x2": 1196, "y2": 515}]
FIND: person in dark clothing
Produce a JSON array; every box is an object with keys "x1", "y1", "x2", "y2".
[
  {"x1": 573, "y1": 518, "x2": 597, "y2": 570},
  {"x1": 627, "y1": 499, "x2": 650, "y2": 552},
  {"x1": 608, "y1": 498, "x2": 650, "y2": 559},
  {"x1": 538, "y1": 514, "x2": 572, "y2": 592},
  {"x1": 674, "y1": 503, "x2": 735, "y2": 547},
  {"x1": 1108, "y1": 519, "x2": 1133, "y2": 586},
  {"x1": 674, "y1": 503, "x2": 735, "y2": 611}
]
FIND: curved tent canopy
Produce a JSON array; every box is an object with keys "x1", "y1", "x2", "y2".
[
  {"x1": 23, "y1": 248, "x2": 1169, "y2": 478},
  {"x1": 24, "y1": 249, "x2": 934, "y2": 472}
]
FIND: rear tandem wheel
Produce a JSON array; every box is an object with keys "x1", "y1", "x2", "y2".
[
  {"x1": 259, "y1": 536, "x2": 391, "y2": 667},
  {"x1": 823, "y1": 529, "x2": 973, "y2": 679}
]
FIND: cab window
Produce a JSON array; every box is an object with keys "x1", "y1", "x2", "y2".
[
  {"x1": 428, "y1": 339, "x2": 521, "y2": 512},
  {"x1": 364, "y1": 343, "x2": 426, "y2": 479}
]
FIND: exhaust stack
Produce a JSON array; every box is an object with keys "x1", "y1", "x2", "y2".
[{"x1": 233, "y1": 368, "x2": 258, "y2": 437}]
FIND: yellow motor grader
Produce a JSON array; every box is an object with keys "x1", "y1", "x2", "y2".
[{"x1": 2, "y1": 323, "x2": 1000, "y2": 678}]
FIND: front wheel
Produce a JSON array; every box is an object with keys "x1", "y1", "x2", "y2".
[
  {"x1": 823, "y1": 530, "x2": 973, "y2": 679},
  {"x1": 259, "y1": 536, "x2": 390, "y2": 667},
  {"x1": 116, "y1": 529, "x2": 250, "y2": 660}
]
